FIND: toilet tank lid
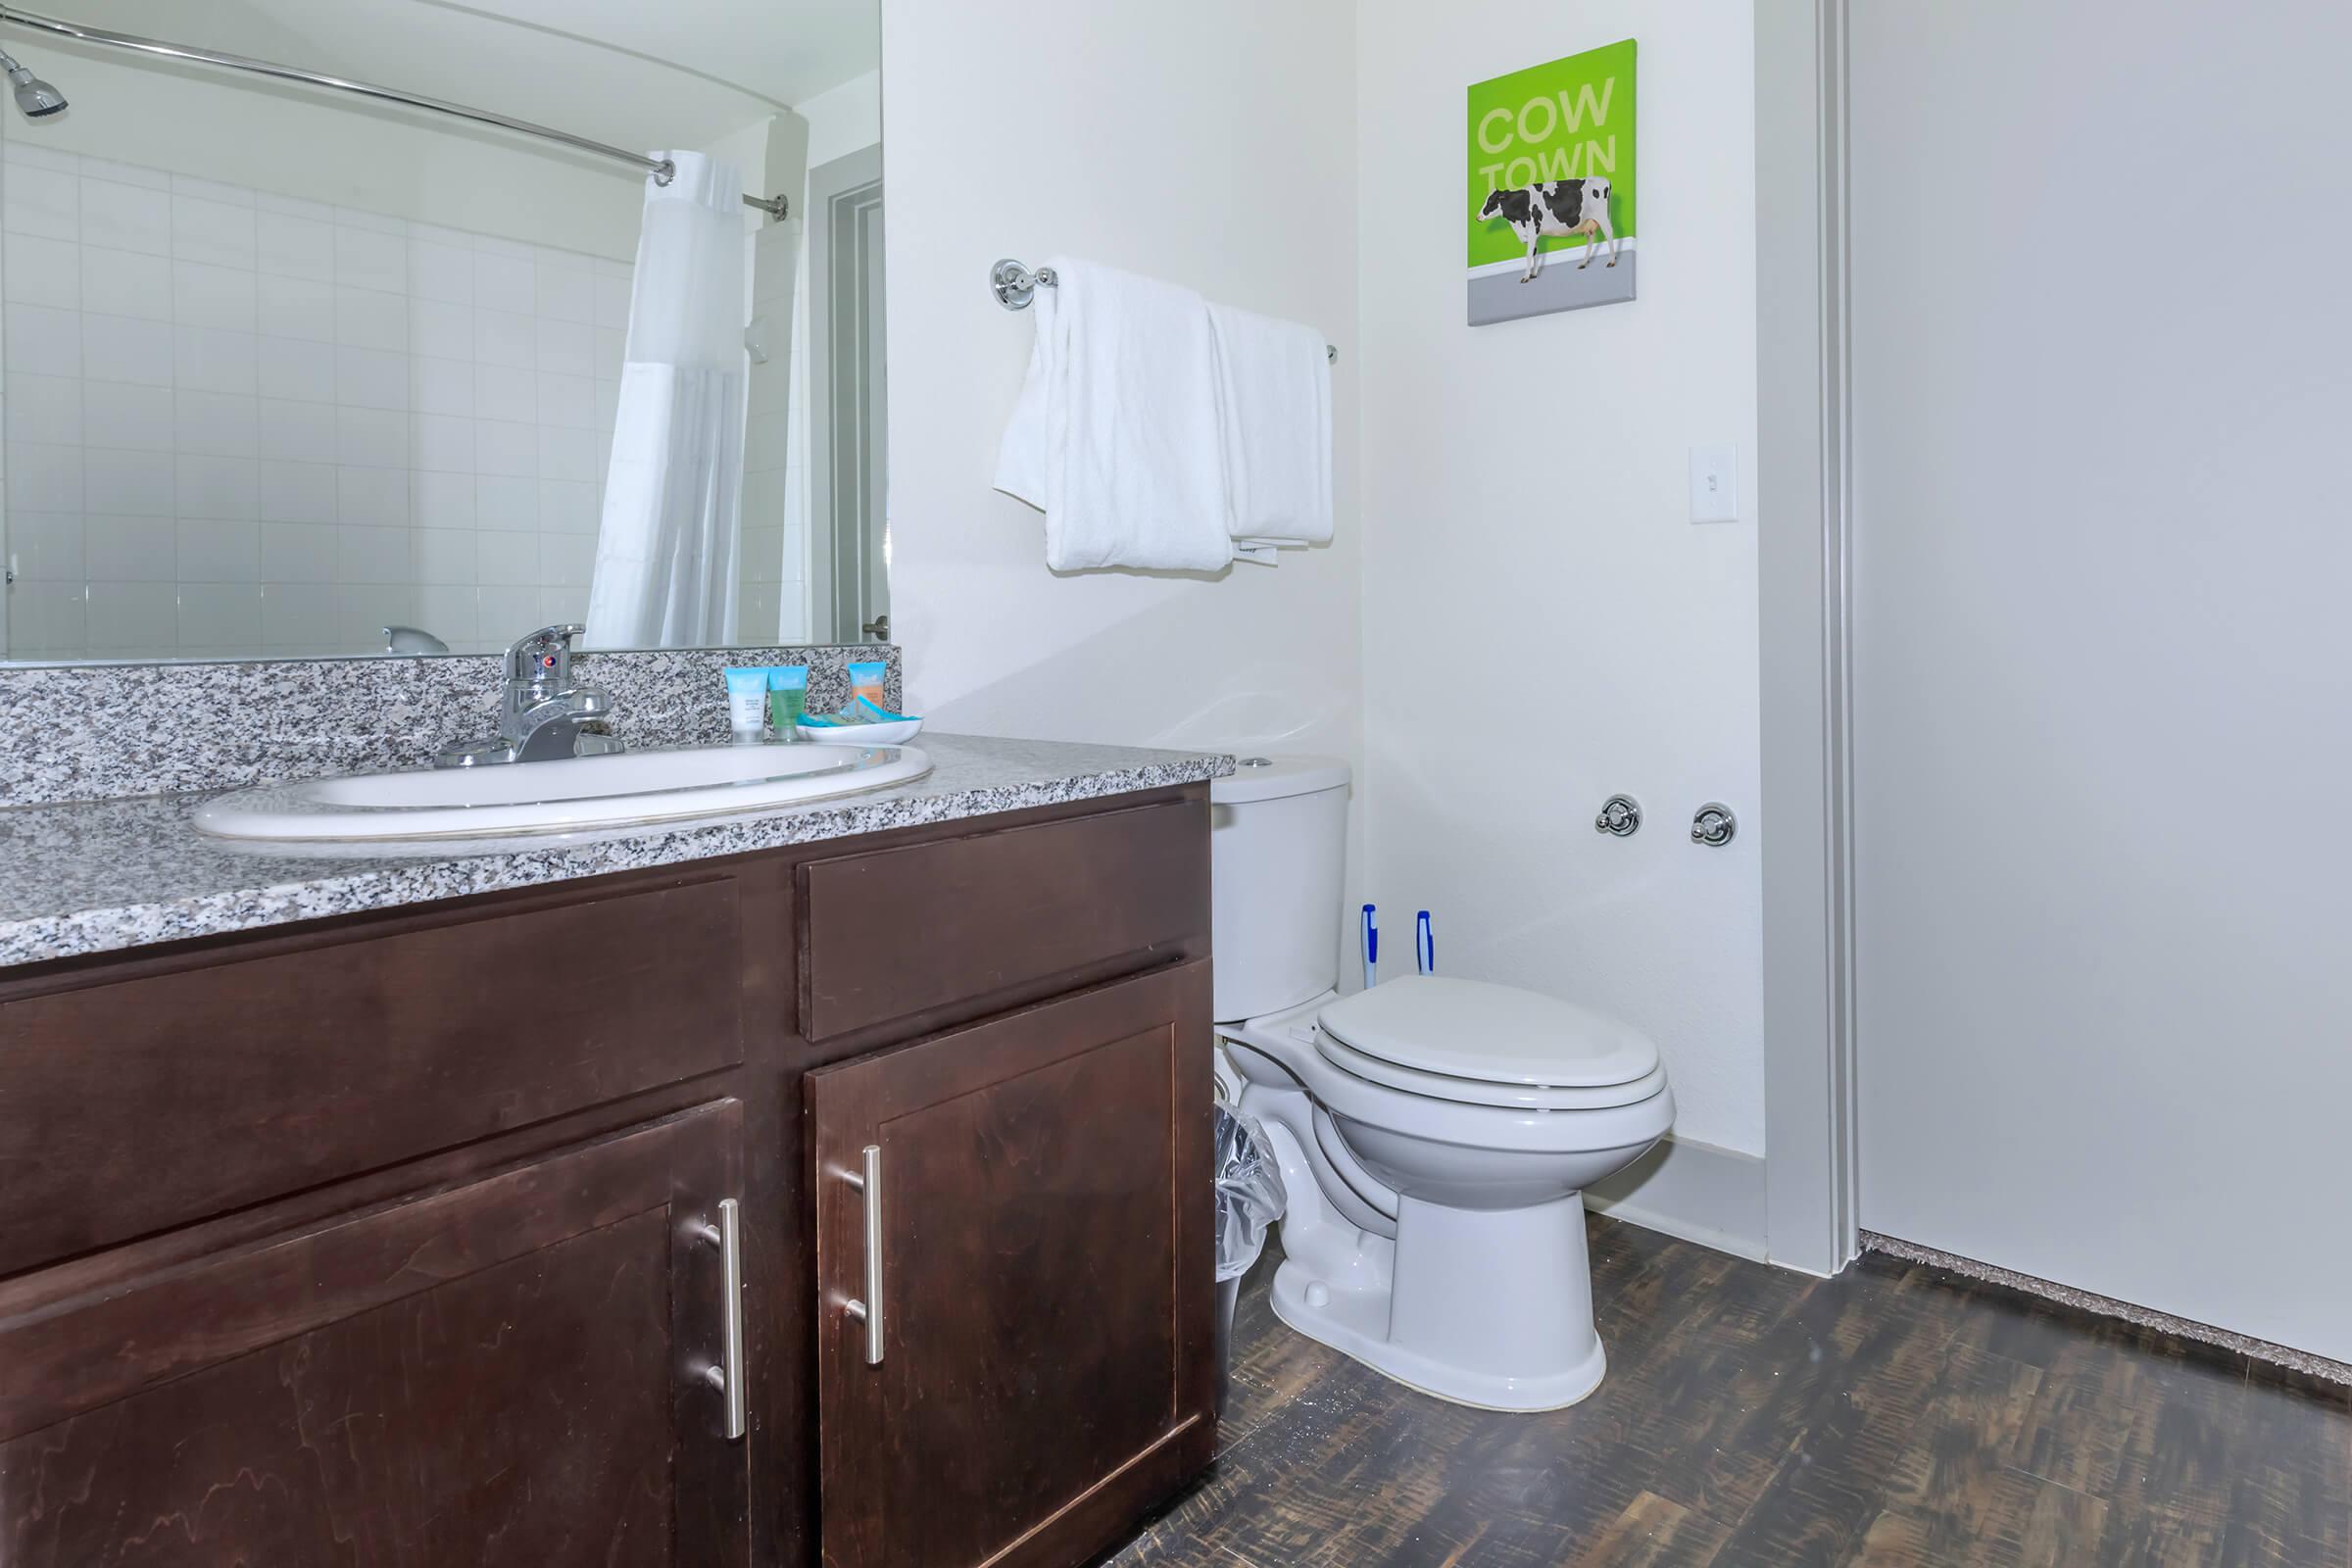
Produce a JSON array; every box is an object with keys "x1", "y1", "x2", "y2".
[
  {"x1": 1210, "y1": 754, "x2": 1351, "y2": 804},
  {"x1": 1319, "y1": 976, "x2": 1661, "y2": 1089}
]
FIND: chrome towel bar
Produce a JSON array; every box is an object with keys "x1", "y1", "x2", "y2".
[{"x1": 991, "y1": 257, "x2": 1336, "y2": 363}]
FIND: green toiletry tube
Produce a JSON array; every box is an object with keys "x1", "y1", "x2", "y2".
[{"x1": 767, "y1": 665, "x2": 809, "y2": 740}]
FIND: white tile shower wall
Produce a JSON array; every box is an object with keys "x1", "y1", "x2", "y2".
[{"x1": 0, "y1": 142, "x2": 632, "y2": 658}]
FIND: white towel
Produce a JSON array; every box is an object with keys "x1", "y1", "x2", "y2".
[
  {"x1": 995, "y1": 258, "x2": 1235, "y2": 572},
  {"x1": 1208, "y1": 302, "x2": 1333, "y2": 548}
]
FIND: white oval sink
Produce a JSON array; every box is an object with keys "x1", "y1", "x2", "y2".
[{"x1": 194, "y1": 743, "x2": 933, "y2": 843}]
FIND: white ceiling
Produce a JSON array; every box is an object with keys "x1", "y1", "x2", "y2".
[{"x1": 34, "y1": 0, "x2": 879, "y2": 150}]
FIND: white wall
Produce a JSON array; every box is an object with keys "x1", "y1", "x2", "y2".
[
  {"x1": 731, "y1": 115, "x2": 813, "y2": 643},
  {"x1": 742, "y1": 215, "x2": 810, "y2": 644},
  {"x1": 1355, "y1": 0, "x2": 1764, "y2": 1155},
  {"x1": 880, "y1": 0, "x2": 1360, "y2": 772},
  {"x1": 802, "y1": 71, "x2": 882, "y2": 172},
  {"x1": 880, "y1": 0, "x2": 1764, "y2": 1170}
]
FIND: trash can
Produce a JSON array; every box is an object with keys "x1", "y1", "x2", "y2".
[{"x1": 1212, "y1": 1101, "x2": 1286, "y2": 1413}]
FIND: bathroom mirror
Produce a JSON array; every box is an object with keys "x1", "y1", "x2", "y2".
[{"x1": 0, "y1": 0, "x2": 887, "y2": 662}]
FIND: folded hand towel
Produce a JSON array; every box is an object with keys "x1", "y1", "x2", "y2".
[
  {"x1": 1208, "y1": 302, "x2": 1333, "y2": 548},
  {"x1": 996, "y1": 258, "x2": 1235, "y2": 572}
]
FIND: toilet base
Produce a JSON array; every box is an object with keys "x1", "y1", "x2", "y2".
[
  {"x1": 1267, "y1": 1258, "x2": 1608, "y2": 1414},
  {"x1": 1253, "y1": 1113, "x2": 1610, "y2": 1413}
]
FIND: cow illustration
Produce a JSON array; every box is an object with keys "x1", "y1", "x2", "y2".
[{"x1": 1478, "y1": 177, "x2": 1619, "y2": 282}]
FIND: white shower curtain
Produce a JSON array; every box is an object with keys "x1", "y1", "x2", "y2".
[{"x1": 586, "y1": 150, "x2": 747, "y2": 649}]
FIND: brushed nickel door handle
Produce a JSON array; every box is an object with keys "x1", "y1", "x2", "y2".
[
  {"x1": 841, "y1": 1145, "x2": 884, "y2": 1365},
  {"x1": 691, "y1": 1198, "x2": 748, "y2": 1440}
]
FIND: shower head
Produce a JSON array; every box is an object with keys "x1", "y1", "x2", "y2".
[{"x1": 0, "y1": 50, "x2": 65, "y2": 119}]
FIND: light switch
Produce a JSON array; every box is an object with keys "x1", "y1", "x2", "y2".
[{"x1": 1689, "y1": 444, "x2": 1740, "y2": 523}]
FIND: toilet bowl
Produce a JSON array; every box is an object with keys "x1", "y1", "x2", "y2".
[
  {"x1": 1211, "y1": 757, "x2": 1674, "y2": 1412},
  {"x1": 1222, "y1": 978, "x2": 1673, "y2": 1411}
]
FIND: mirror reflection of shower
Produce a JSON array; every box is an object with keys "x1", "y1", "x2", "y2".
[
  {"x1": 0, "y1": 0, "x2": 887, "y2": 662},
  {"x1": 0, "y1": 47, "x2": 65, "y2": 118}
]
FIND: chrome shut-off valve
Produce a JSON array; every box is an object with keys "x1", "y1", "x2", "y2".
[
  {"x1": 1690, "y1": 803, "x2": 1738, "y2": 847},
  {"x1": 1593, "y1": 795, "x2": 1642, "y2": 837}
]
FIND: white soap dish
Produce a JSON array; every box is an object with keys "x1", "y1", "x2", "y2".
[{"x1": 796, "y1": 716, "x2": 924, "y2": 746}]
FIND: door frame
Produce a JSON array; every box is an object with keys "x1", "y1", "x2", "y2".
[
  {"x1": 806, "y1": 145, "x2": 888, "y2": 646},
  {"x1": 1756, "y1": 0, "x2": 1860, "y2": 1278}
]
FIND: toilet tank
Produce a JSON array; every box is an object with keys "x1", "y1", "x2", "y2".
[{"x1": 1210, "y1": 755, "x2": 1352, "y2": 1023}]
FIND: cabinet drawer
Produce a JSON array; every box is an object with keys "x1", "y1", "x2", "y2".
[
  {"x1": 0, "y1": 876, "x2": 746, "y2": 1277},
  {"x1": 796, "y1": 797, "x2": 1209, "y2": 1043}
]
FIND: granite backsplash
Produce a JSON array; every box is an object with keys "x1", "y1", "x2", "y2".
[{"x1": 0, "y1": 645, "x2": 901, "y2": 808}]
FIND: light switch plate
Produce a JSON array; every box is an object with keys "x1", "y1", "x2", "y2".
[{"x1": 1689, "y1": 444, "x2": 1740, "y2": 523}]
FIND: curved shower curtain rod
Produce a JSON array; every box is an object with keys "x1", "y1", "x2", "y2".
[{"x1": 0, "y1": 2, "x2": 790, "y2": 219}]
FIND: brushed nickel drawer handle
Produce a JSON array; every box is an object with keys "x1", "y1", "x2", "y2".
[
  {"x1": 692, "y1": 1199, "x2": 748, "y2": 1440},
  {"x1": 841, "y1": 1145, "x2": 884, "y2": 1365}
]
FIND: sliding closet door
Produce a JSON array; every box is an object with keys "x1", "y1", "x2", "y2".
[{"x1": 1848, "y1": 3, "x2": 2352, "y2": 1359}]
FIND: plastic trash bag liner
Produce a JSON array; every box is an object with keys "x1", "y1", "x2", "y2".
[{"x1": 1214, "y1": 1101, "x2": 1287, "y2": 1283}]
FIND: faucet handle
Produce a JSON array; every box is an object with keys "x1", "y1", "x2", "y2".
[{"x1": 505, "y1": 622, "x2": 587, "y2": 684}]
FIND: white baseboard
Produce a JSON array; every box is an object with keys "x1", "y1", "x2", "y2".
[{"x1": 1587, "y1": 1135, "x2": 1769, "y2": 1262}]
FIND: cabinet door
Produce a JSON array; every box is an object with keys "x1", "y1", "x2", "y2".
[
  {"x1": 0, "y1": 1102, "x2": 751, "y2": 1566},
  {"x1": 809, "y1": 961, "x2": 1215, "y2": 1568}
]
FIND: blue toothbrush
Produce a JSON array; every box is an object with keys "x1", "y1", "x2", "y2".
[
  {"x1": 1416, "y1": 910, "x2": 1435, "y2": 976},
  {"x1": 1361, "y1": 904, "x2": 1378, "y2": 990}
]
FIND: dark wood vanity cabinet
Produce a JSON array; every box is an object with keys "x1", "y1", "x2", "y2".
[{"x1": 0, "y1": 787, "x2": 1213, "y2": 1568}]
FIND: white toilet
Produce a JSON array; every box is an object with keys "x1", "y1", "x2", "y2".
[{"x1": 1213, "y1": 756, "x2": 1675, "y2": 1412}]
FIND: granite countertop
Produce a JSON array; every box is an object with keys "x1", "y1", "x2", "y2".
[{"x1": 0, "y1": 735, "x2": 1232, "y2": 969}]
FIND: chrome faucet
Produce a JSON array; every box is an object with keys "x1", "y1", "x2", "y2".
[{"x1": 434, "y1": 623, "x2": 623, "y2": 768}]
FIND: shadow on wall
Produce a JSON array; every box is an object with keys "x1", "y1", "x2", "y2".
[{"x1": 906, "y1": 573, "x2": 1354, "y2": 757}]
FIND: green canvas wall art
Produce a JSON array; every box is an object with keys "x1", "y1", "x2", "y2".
[{"x1": 1467, "y1": 39, "x2": 1638, "y2": 324}]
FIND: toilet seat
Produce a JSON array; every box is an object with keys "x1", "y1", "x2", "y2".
[
  {"x1": 1315, "y1": 976, "x2": 1663, "y2": 1110},
  {"x1": 1316, "y1": 1032, "x2": 1669, "y2": 1110}
]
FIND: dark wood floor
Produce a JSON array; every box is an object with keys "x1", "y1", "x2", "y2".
[{"x1": 1101, "y1": 1215, "x2": 2352, "y2": 1567}]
